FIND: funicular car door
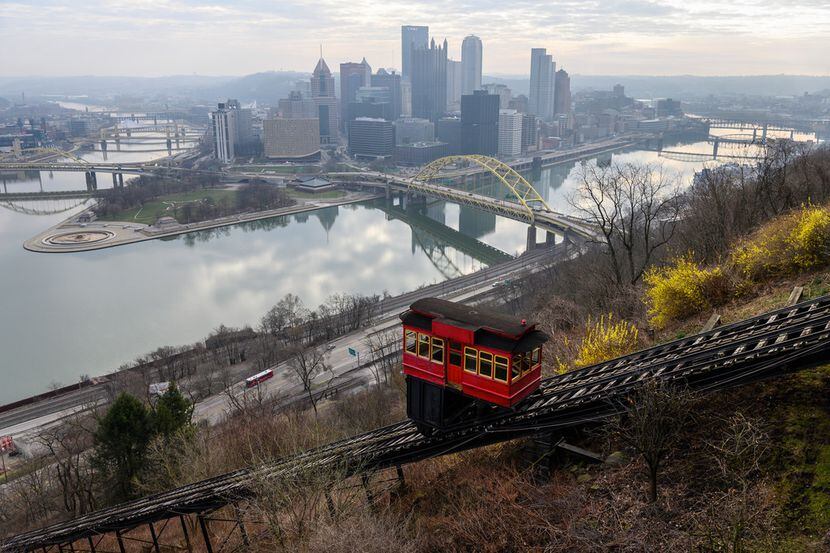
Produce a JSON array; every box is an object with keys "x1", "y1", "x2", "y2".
[{"x1": 446, "y1": 341, "x2": 463, "y2": 389}]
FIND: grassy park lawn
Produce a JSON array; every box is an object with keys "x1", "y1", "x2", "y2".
[{"x1": 98, "y1": 189, "x2": 238, "y2": 225}]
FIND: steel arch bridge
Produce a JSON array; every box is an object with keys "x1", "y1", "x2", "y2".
[
  {"x1": 0, "y1": 197, "x2": 92, "y2": 216},
  {"x1": 414, "y1": 155, "x2": 553, "y2": 222}
]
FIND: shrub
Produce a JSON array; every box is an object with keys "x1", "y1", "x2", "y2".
[
  {"x1": 732, "y1": 204, "x2": 830, "y2": 279},
  {"x1": 563, "y1": 314, "x2": 640, "y2": 370},
  {"x1": 644, "y1": 256, "x2": 729, "y2": 329}
]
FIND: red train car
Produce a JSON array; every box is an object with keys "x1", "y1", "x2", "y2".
[{"x1": 401, "y1": 298, "x2": 549, "y2": 431}]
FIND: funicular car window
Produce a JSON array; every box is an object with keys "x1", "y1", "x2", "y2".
[
  {"x1": 521, "y1": 352, "x2": 532, "y2": 375},
  {"x1": 431, "y1": 337, "x2": 444, "y2": 363},
  {"x1": 464, "y1": 347, "x2": 477, "y2": 373},
  {"x1": 405, "y1": 330, "x2": 417, "y2": 354},
  {"x1": 479, "y1": 351, "x2": 493, "y2": 378},
  {"x1": 449, "y1": 342, "x2": 462, "y2": 366},
  {"x1": 494, "y1": 355, "x2": 509, "y2": 382},
  {"x1": 418, "y1": 333, "x2": 430, "y2": 357},
  {"x1": 511, "y1": 354, "x2": 522, "y2": 381},
  {"x1": 532, "y1": 347, "x2": 541, "y2": 365}
]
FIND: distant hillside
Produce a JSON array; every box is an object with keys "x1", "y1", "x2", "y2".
[
  {"x1": 3, "y1": 73, "x2": 828, "y2": 107},
  {"x1": 484, "y1": 74, "x2": 830, "y2": 100}
]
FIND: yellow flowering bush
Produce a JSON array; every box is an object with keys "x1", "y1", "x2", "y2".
[
  {"x1": 644, "y1": 256, "x2": 728, "y2": 329},
  {"x1": 732, "y1": 205, "x2": 830, "y2": 279},
  {"x1": 567, "y1": 314, "x2": 640, "y2": 370}
]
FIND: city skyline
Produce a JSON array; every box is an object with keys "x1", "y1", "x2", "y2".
[{"x1": 2, "y1": 1, "x2": 829, "y2": 77}]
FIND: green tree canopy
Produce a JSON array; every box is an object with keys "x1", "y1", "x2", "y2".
[
  {"x1": 153, "y1": 383, "x2": 193, "y2": 437},
  {"x1": 94, "y1": 392, "x2": 154, "y2": 500}
]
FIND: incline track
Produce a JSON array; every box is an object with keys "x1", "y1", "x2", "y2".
[{"x1": 5, "y1": 294, "x2": 830, "y2": 551}]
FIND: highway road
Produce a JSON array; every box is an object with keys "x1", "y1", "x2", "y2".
[{"x1": 0, "y1": 242, "x2": 573, "y2": 455}]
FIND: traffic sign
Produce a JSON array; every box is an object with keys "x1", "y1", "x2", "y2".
[{"x1": 348, "y1": 347, "x2": 357, "y2": 357}]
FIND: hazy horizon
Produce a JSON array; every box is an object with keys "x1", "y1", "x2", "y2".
[{"x1": 2, "y1": 1, "x2": 829, "y2": 78}]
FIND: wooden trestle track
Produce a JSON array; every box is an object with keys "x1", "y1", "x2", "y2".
[{"x1": 4, "y1": 294, "x2": 830, "y2": 552}]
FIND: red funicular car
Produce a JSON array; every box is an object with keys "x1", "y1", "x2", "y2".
[{"x1": 401, "y1": 298, "x2": 549, "y2": 432}]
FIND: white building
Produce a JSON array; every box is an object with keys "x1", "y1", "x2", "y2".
[
  {"x1": 498, "y1": 109, "x2": 522, "y2": 157},
  {"x1": 461, "y1": 35, "x2": 483, "y2": 95},
  {"x1": 211, "y1": 103, "x2": 238, "y2": 163}
]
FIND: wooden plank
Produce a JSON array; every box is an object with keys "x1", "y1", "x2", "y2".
[
  {"x1": 787, "y1": 286, "x2": 804, "y2": 307},
  {"x1": 701, "y1": 313, "x2": 721, "y2": 332}
]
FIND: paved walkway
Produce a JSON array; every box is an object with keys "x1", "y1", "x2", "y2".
[{"x1": 23, "y1": 191, "x2": 381, "y2": 253}]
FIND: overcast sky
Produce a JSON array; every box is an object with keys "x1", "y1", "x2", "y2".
[{"x1": 2, "y1": 0, "x2": 829, "y2": 77}]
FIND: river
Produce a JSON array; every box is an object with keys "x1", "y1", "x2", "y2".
[{"x1": 0, "y1": 125, "x2": 817, "y2": 403}]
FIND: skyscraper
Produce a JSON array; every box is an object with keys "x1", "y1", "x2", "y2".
[
  {"x1": 310, "y1": 57, "x2": 338, "y2": 144},
  {"x1": 401, "y1": 25, "x2": 428, "y2": 82},
  {"x1": 446, "y1": 59, "x2": 462, "y2": 111},
  {"x1": 371, "y1": 68, "x2": 403, "y2": 120},
  {"x1": 211, "y1": 102, "x2": 237, "y2": 162},
  {"x1": 340, "y1": 59, "x2": 372, "y2": 130},
  {"x1": 461, "y1": 90, "x2": 499, "y2": 156},
  {"x1": 461, "y1": 35, "x2": 483, "y2": 95},
  {"x1": 529, "y1": 48, "x2": 555, "y2": 120},
  {"x1": 554, "y1": 69, "x2": 571, "y2": 116},
  {"x1": 498, "y1": 109, "x2": 522, "y2": 157},
  {"x1": 411, "y1": 38, "x2": 448, "y2": 122}
]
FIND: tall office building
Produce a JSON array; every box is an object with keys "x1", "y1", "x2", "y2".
[
  {"x1": 348, "y1": 118, "x2": 395, "y2": 158},
  {"x1": 349, "y1": 86, "x2": 394, "y2": 121},
  {"x1": 521, "y1": 113, "x2": 538, "y2": 152},
  {"x1": 340, "y1": 59, "x2": 372, "y2": 130},
  {"x1": 310, "y1": 57, "x2": 338, "y2": 144},
  {"x1": 401, "y1": 25, "x2": 429, "y2": 82},
  {"x1": 461, "y1": 35, "x2": 483, "y2": 95},
  {"x1": 482, "y1": 83, "x2": 512, "y2": 109},
  {"x1": 554, "y1": 69, "x2": 571, "y2": 116},
  {"x1": 394, "y1": 117, "x2": 434, "y2": 144},
  {"x1": 446, "y1": 59, "x2": 462, "y2": 111},
  {"x1": 411, "y1": 38, "x2": 448, "y2": 122},
  {"x1": 371, "y1": 68, "x2": 403, "y2": 120},
  {"x1": 211, "y1": 102, "x2": 237, "y2": 162},
  {"x1": 529, "y1": 48, "x2": 555, "y2": 120},
  {"x1": 400, "y1": 81, "x2": 412, "y2": 117},
  {"x1": 461, "y1": 90, "x2": 499, "y2": 156},
  {"x1": 278, "y1": 91, "x2": 316, "y2": 118},
  {"x1": 498, "y1": 109, "x2": 522, "y2": 157},
  {"x1": 263, "y1": 118, "x2": 320, "y2": 160},
  {"x1": 435, "y1": 117, "x2": 462, "y2": 154}
]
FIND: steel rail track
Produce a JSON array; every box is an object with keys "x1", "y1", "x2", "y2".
[{"x1": 5, "y1": 294, "x2": 830, "y2": 551}]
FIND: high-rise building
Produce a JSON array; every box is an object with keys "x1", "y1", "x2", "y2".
[
  {"x1": 509, "y1": 94, "x2": 529, "y2": 113},
  {"x1": 263, "y1": 118, "x2": 320, "y2": 160},
  {"x1": 394, "y1": 117, "x2": 434, "y2": 144},
  {"x1": 348, "y1": 117, "x2": 395, "y2": 158},
  {"x1": 278, "y1": 91, "x2": 317, "y2": 119},
  {"x1": 613, "y1": 84, "x2": 625, "y2": 97},
  {"x1": 411, "y1": 38, "x2": 448, "y2": 122},
  {"x1": 521, "y1": 113, "x2": 538, "y2": 153},
  {"x1": 435, "y1": 117, "x2": 462, "y2": 154},
  {"x1": 461, "y1": 90, "x2": 499, "y2": 156},
  {"x1": 446, "y1": 59, "x2": 462, "y2": 111},
  {"x1": 461, "y1": 35, "x2": 483, "y2": 95},
  {"x1": 211, "y1": 102, "x2": 237, "y2": 162},
  {"x1": 400, "y1": 81, "x2": 412, "y2": 117},
  {"x1": 340, "y1": 59, "x2": 372, "y2": 130},
  {"x1": 371, "y1": 69, "x2": 403, "y2": 120},
  {"x1": 225, "y1": 98, "x2": 257, "y2": 156},
  {"x1": 482, "y1": 83, "x2": 512, "y2": 109},
  {"x1": 349, "y1": 86, "x2": 394, "y2": 121},
  {"x1": 498, "y1": 109, "x2": 522, "y2": 157},
  {"x1": 310, "y1": 57, "x2": 338, "y2": 144},
  {"x1": 529, "y1": 48, "x2": 555, "y2": 120},
  {"x1": 554, "y1": 69, "x2": 571, "y2": 116},
  {"x1": 401, "y1": 25, "x2": 429, "y2": 82}
]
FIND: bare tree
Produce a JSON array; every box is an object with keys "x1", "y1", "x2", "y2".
[
  {"x1": 570, "y1": 162, "x2": 681, "y2": 285},
  {"x1": 288, "y1": 345, "x2": 331, "y2": 416},
  {"x1": 363, "y1": 329, "x2": 401, "y2": 385},
  {"x1": 609, "y1": 379, "x2": 695, "y2": 503}
]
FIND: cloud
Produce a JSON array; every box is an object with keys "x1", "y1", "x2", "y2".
[{"x1": 0, "y1": 0, "x2": 827, "y2": 75}]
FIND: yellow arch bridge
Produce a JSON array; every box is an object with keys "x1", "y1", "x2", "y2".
[{"x1": 333, "y1": 155, "x2": 597, "y2": 241}]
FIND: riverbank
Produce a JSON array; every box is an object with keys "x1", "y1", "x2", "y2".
[{"x1": 22, "y1": 190, "x2": 381, "y2": 253}]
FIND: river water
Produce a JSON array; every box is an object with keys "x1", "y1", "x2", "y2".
[{"x1": 0, "y1": 125, "x2": 817, "y2": 403}]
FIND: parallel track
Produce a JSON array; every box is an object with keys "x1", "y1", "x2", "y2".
[{"x1": 5, "y1": 294, "x2": 830, "y2": 551}]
